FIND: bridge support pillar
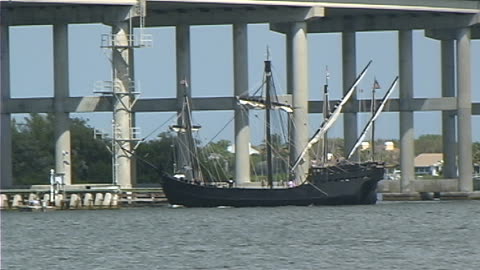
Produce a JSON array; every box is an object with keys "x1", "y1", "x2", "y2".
[
  {"x1": 112, "y1": 21, "x2": 133, "y2": 188},
  {"x1": 233, "y1": 23, "x2": 250, "y2": 184},
  {"x1": 441, "y1": 39, "x2": 457, "y2": 179},
  {"x1": 398, "y1": 30, "x2": 415, "y2": 193},
  {"x1": 290, "y1": 21, "x2": 309, "y2": 182},
  {"x1": 0, "y1": 23, "x2": 12, "y2": 188},
  {"x1": 342, "y1": 31, "x2": 358, "y2": 161},
  {"x1": 456, "y1": 27, "x2": 473, "y2": 192},
  {"x1": 53, "y1": 24, "x2": 72, "y2": 185}
]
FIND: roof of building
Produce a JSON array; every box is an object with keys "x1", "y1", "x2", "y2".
[{"x1": 414, "y1": 153, "x2": 443, "y2": 167}]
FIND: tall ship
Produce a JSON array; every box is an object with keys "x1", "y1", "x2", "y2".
[{"x1": 162, "y1": 57, "x2": 398, "y2": 207}]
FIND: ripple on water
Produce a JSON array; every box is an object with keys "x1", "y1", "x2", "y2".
[{"x1": 2, "y1": 201, "x2": 480, "y2": 269}]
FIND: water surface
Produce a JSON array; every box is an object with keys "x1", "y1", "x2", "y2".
[{"x1": 2, "y1": 201, "x2": 480, "y2": 269}]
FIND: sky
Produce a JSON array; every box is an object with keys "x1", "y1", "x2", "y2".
[{"x1": 8, "y1": 23, "x2": 480, "y2": 146}]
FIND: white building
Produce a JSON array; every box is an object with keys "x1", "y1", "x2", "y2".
[{"x1": 414, "y1": 153, "x2": 443, "y2": 176}]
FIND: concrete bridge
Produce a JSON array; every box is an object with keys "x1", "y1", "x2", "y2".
[{"x1": 1, "y1": 0, "x2": 479, "y2": 194}]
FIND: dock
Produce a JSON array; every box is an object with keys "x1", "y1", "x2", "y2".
[
  {"x1": 2, "y1": 180, "x2": 480, "y2": 211},
  {"x1": 0, "y1": 185, "x2": 168, "y2": 211}
]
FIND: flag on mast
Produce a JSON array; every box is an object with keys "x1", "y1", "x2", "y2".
[{"x1": 373, "y1": 78, "x2": 381, "y2": 89}]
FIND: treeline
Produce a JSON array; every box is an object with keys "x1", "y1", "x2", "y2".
[
  {"x1": 318, "y1": 135, "x2": 480, "y2": 165},
  {"x1": 10, "y1": 113, "x2": 480, "y2": 185},
  {"x1": 11, "y1": 113, "x2": 175, "y2": 185},
  {"x1": 11, "y1": 113, "x2": 235, "y2": 185},
  {"x1": 12, "y1": 114, "x2": 111, "y2": 185}
]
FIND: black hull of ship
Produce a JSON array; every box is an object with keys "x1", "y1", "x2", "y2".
[{"x1": 161, "y1": 162, "x2": 384, "y2": 207}]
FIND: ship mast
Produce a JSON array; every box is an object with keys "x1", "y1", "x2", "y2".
[
  {"x1": 291, "y1": 60, "x2": 372, "y2": 173},
  {"x1": 265, "y1": 56, "x2": 274, "y2": 189},
  {"x1": 183, "y1": 92, "x2": 201, "y2": 181},
  {"x1": 347, "y1": 76, "x2": 399, "y2": 160},
  {"x1": 235, "y1": 52, "x2": 292, "y2": 188},
  {"x1": 322, "y1": 67, "x2": 330, "y2": 165},
  {"x1": 370, "y1": 78, "x2": 379, "y2": 161},
  {"x1": 170, "y1": 81, "x2": 203, "y2": 182}
]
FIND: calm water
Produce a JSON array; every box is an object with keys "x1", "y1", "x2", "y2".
[{"x1": 2, "y1": 201, "x2": 480, "y2": 270}]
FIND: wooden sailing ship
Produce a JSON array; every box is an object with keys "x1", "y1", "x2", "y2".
[{"x1": 161, "y1": 57, "x2": 398, "y2": 207}]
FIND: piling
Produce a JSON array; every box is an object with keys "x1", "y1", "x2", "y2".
[
  {"x1": 27, "y1": 193, "x2": 37, "y2": 202},
  {"x1": 12, "y1": 194, "x2": 23, "y2": 207},
  {"x1": 111, "y1": 194, "x2": 119, "y2": 208},
  {"x1": 42, "y1": 194, "x2": 50, "y2": 205},
  {"x1": 55, "y1": 194, "x2": 64, "y2": 208},
  {"x1": 69, "y1": 194, "x2": 81, "y2": 209},
  {"x1": 0, "y1": 194, "x2": 9, "y2": 209},
  {"x1": 102, "y1": 193, "x2": 112, "y2": 208},
  {"x1": 94, "y1": 193, "x2": 103, "y2": 207},
  {"x1": 83, "y1": 193, "x2": 93, "y2": 208},
  {"x1": 1, "y1": 188, "x2": 167, "y2": 210}
]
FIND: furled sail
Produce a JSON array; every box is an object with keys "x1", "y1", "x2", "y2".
[
  {"x1": 290, "y1": 60, "x2": 372, "y2": 172},
  {"x1": 346, "y1": 76, "x2": 399, "y2": 159},
  {"x1": 169, "y1": 125, "x2": 201, "y2": 133},
  {"x1": 237, "y1": 97, "x2": 293, "y2": 113}
]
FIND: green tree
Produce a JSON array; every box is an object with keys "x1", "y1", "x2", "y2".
[
  {"x1": 12, "y1": 114, "x2": 55, "y2": 185},
  {"x1": 473, "y1": 142, "x2": 480, "y2": 164},
  {"x1": 199, "y1": 139, "x2": 234, "y2": 182},
  {"x1": 12, "y1": 113, "x2": 112, "y2": 185},
  {"x1": 415, "y1": 134, "x2": 443, "y2": 155},
  {"x1": 135, "y1": 132, "x2": 176, "y2": 184},
  {"x1": 69, "y1": 117, "x2": 111, "y2": 183},
  {"x1": 374, "y1": 139, "x2": 400, "y2": 166}
]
